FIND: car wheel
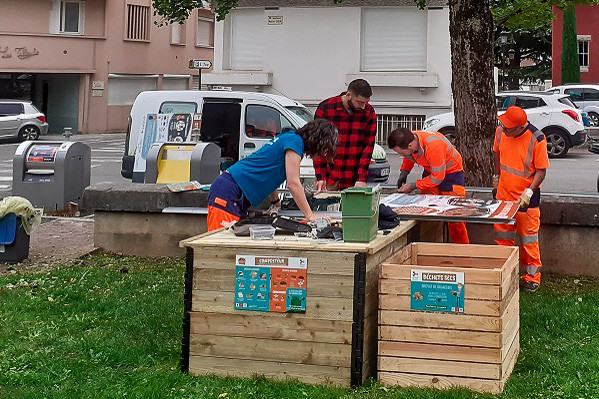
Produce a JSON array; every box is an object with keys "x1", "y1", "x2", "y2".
[
  {"x1": 544, "y1": 128, "x2": 569, "y2": 158},
  {"x1": 18, "y1": 125, "x2": 41, "y2": 141},
  {"x1": 588, "y1": 112, "x2": 599, "y2": 127},
  {"x1": 439, "y1": 127, "x2": 456, "y2": 144}
]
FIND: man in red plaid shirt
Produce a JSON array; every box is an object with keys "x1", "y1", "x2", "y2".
[{"x1": 313, "y1": 79, "x2": 377, "y2": 191}]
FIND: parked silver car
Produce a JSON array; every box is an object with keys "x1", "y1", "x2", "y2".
[{"x1": 0, "y1": 100, "x2": 48, "y2": 140}]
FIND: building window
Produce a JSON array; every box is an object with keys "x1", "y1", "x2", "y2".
[
  {"x1": 197, "y1": 16, "x2": 214, "y2": 47},
  {"x1": 361, "y1": 8, "x2": 428, "y2": 71},
  {"x1": 50, "y1": 0, "x2": 85, "y2": 34},
  {"x1": 578, "y1": 35, "x2": 590, "y2": 72},
  {"x1": 171, "y1": 22, "x2": 185, "y2": 45},
  {"x1": 376, "y1": 114, "x2": 425, "y2": 145},
  {"x1": 126, "y1": 4, "x2": 150, "y2": 41},
  {"x1": 226, "y1": 9, "x2": 264, "y2": 70}
]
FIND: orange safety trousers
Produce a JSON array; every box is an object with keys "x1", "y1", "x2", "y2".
[
  {"x1": 420, "y1": 185, "x2": 470, "y2": 244},
  {"x1": 207, "y1": 205, "x2": 240, "y2": 231},
  {"x1": 494, "y1": 207, "x2": 541, "y2": 284}
]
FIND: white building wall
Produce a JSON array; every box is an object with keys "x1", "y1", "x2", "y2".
[{"x1": 207, "y1": 6, "x2": 452, "y2": 119}]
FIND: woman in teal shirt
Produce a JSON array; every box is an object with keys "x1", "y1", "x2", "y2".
[{"x1": 207, "y1": 119, "x2": 338, "y2": 230}]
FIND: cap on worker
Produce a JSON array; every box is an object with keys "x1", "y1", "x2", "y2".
[{"x1": 499, "y1": 106, "x2": 528, "y2": 128}]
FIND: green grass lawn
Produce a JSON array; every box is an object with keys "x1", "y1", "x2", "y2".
[{"x1": 1, "y1": 254, "x2": 598, "y2": 399}]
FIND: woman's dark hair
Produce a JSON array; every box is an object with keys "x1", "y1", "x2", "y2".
[
  {"x1": 297, "y1": 119, "x2": 338, "y2": 160},
  {"x1": 387, "y1": 127, "x2": 415, "y2": 149}
]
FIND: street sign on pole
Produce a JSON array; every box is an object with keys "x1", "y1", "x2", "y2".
[
  {"x1": 189, "y1": 59, "x2": 212, "y2": 69},
  {"x1": 188, "y1": 60, "x2": 212, "y2": 90}
]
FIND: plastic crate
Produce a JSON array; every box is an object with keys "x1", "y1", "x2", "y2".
[
  {"x1": 341, "y1": 186, "x2": 381, "y2": 243},
  {"x1": 0, "y1": 214, "x2": 30, "y2": 264}
]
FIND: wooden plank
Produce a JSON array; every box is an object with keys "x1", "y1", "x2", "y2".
[
  {"x1": 183, "y1": 220, "x2": 417, "y2": 254},
  {"x1": 500, "y1": 288, "x2": 519, "y2": 332},
  {"x1": 194, "y1": 248, "x2": 357, "y2": 275},
  {"x1": 379, "y1": 278, "x2": 502, "y2": 301},
  {"x1": 380, "y1": 263, "x2": 501, "y2": 285},
  {"x1": 193, "y1": 268, "x2": 356, "y2": 298},
  {"x1": 414, "y1": 255, "x2": 507, "y2": 269},
  {"x1": 383, "y1": 244, "x2": 413, "y2": 267},
  {"x1": 499, "y1": 261, "x2": 519, "y2": 300},
  {"x1": 413, "y1": 242, "x2": 516, "y2": 259},
  {"x1": 378, "y1": 356, "x2": 501, "y2": 380},
  {"x1": 191, "y1": 290, "x2": 353, "y2": 321},
  {"x1": 189, "y1": 355, "x2": 351, "y2": 386},
  {"x1": 501, "y1": 299, "x2": 520, "y2": 348},
  {"x1": 379, "y1": 309, "x2": 501, "y2": 332},
  {"x1": 379, "y1": 325, "x2": 502, "y2": 348},
  {"x1": 379, "y1": 294, "x2": 502, "y2": 317},
  {"x1": 378, "y1": 341, "x2": 501, "y2": 364},
  {"x1": 189, "y1": 334, "x2": 351, "y2": 367},
  {"x1": 501, "y1": 331, "x2": 520, "y2": 379},
  {"x1": 365, "y1": 235, "x2": 407, "y2": 272},
  {"x1": 189, "y1": 311, "x2": 352, "y2": 344},
  {"x1": 378, "y1": 372, "x2": 502, "y2": 394}
]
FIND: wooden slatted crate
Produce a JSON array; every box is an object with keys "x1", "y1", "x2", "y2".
[
  {"x1": 180, "y1": 221, "x2": 418, "y2": 387},
  {"x1": 378, "y1": 242, "x2": 519, "y2": 394}
]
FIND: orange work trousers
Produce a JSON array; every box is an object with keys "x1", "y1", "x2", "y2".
[
  {"x1": 494, "y1": 207, "x2": 541, "y2": 284},
  {"x1": 420, "y1": 185, "x2": 470, "y2": 244},
  {"x1": 207, "y1": 205, "x2": 241, "y2": 231}
]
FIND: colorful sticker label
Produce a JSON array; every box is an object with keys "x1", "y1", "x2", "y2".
[
  {"x1": 410, "y1": 269, "x2": 465, "y2": 313},
  {"x1": 235, "y1": 255, "x2": 307, "y2": 313}
]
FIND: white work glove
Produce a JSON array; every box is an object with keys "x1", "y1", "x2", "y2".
[{"x1": 517, "y1": 188, "x2": 533, "y2": 208}]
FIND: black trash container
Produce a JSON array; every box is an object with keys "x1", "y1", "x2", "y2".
[{"x1": 0, "y1": 213, "x2": 30, "y2": 264}]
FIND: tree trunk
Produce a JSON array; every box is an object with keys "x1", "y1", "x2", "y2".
[{"x1": 449, "y1": 0, "x2": 496, "y2": 187}]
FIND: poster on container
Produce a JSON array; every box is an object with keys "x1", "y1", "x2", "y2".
[
  {"x1": 234, "y1": 255, "x2": 307, "y2": 313},
  {"x1": 410, "y1": 269, "x2": 464, "y2": 313},
  {"x1": 133, "y1": 113, "x2": 194, "y2": 175},
  {"x1": 381, "y1": 193, "x2": 519, "y2": 224}
]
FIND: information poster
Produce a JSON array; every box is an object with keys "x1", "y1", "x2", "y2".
[
  {"x1": 410, "y1": 269, "x2": 464, "y2": 313},
  {"x1": 382, "y1": 193, "x2": 519, "y2": 224},
  {"x1": 235, "y1": 255, "x2": 307, "y2": 313},
  {"x1": 133, "y1": 113, "x2": 194, "y2": 174}
]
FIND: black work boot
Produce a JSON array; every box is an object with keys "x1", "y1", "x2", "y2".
[{"x1": 520, "y1": 281, "x2": 539, "y2": 292}]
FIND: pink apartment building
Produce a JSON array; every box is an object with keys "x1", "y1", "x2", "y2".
[{"x1": 0, "y1": 0, "x2": 214, "y2": 134}]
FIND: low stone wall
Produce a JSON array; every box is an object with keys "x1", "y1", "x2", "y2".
[{"x1": 83, "y1": 183, "x2": 599, "y2": 276}]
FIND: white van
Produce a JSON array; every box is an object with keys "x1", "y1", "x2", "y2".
[{"x1": 121, "y1": 90, "x2": 390, "y2": 183}]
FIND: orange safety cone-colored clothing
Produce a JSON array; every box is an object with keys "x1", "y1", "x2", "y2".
[
  {"x1": 401, "y1": 131, "x2": 469, "y2": 244},
  {"x1": 207, "y1": 205, "x2": 240, "y2": 231},
  {"x1": 493, "y1": 123, "x2": 549, "y2": 284}
]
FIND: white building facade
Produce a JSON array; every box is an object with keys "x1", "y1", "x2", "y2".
[{"x1": 204, "y1": 0, "x2": 452, "y2": 144}]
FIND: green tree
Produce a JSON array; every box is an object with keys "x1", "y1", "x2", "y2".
[{"x1": 561, "y1": 5, "x2": 581, "y2": 84}]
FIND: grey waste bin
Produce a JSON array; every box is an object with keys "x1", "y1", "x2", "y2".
[{"x1": 12, "y1": 141, "x2": 91, "y2": 212}]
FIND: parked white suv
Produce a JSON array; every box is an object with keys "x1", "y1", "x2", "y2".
[
  {"x1": 422, "y1": 92, "x2": 587, "y2": 158},
  {"x1": 547, "y1": 84, "x2": 599, "y2": 127}
]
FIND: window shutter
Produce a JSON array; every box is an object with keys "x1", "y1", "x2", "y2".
[
  {"x1": 229, "y1": 9, "x2": 264, "y2": 71},
  {"x1": 107, "y1": 76, "x2": 157, "y2": 106},
  {"x1": 361, "y1": 8, "x2": 428, "y2": 71}
]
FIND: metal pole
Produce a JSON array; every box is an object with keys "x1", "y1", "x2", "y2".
[{"x1": 198, "y1": 69, "x2": 201, "y2": 90}]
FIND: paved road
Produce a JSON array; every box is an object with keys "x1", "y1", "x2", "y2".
[{"x1": 0, "y1": 133, "x2": 598, "y2": 196}]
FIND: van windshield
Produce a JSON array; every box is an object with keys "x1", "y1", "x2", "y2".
[{"x1": 286, "y1": 106, "x2": 313, "y2": 126}]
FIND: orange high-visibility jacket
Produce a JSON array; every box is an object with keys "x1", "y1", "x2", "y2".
[
  {"x1": 493, "y1": 124, "x2": 550, "y2": 201},
  {"x1": 400, "y1": 130, "x2": 464, "y2": 191}
]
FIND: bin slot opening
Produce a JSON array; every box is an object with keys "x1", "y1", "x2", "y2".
[{"x1": 24, "y1": 169, "x2": 54, "y2": 175}]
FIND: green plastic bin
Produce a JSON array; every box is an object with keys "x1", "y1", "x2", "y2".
[{"x1": 341, "y1": 185, "x2": 381, "y2": 243}]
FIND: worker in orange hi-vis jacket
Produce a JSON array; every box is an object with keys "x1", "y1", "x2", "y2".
[
  {"x1": 493, "y1": 106, "x2": 549, "y2": 293},
  {"x1": 387, "y1": 127, "x2": 469, "y2": 244}
]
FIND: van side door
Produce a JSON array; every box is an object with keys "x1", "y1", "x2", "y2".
[
  {"x1": 199, "y1": 98, "x2": 242, "y2": 163},
  {"x1": 240, "y1": 102, "x2": 296, "y2": 159}
]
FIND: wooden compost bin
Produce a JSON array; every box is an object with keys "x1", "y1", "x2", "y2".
[
  {"x1": 180, "y1": 220, "x2": 417, "y2": 387},
  {"x1": 378, "y1": 242, "x2": 520, "y2": 394}
]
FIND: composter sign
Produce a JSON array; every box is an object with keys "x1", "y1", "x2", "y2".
[
  {"x1": 235, "y1": 255, "x2": 307, "y2": 313},
  {"x1": 410, "y1": 269, "x2": 464, "y2": 313}
]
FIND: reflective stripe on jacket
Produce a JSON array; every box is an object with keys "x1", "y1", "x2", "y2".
[
  {"x1": 400, "y1": 130, "x2": 464, "y2": 191},
  {"x1": 493, "y1": 124, "x2": 550, "y2": 202}
]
